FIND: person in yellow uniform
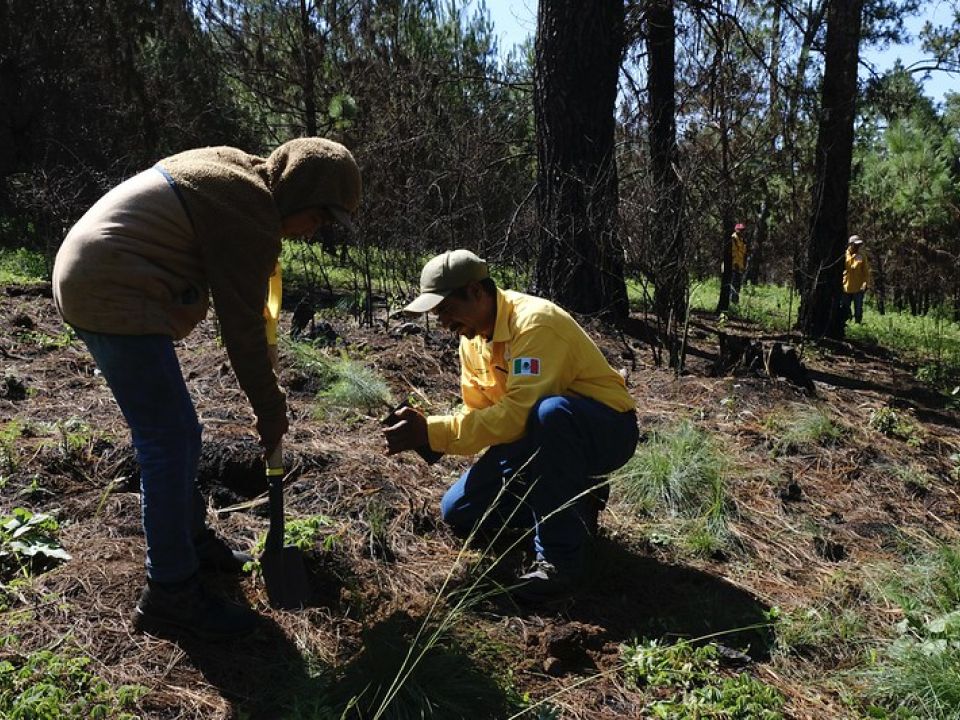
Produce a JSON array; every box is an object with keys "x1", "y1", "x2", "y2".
[
  {"x1": 383, "y1": 250, "x2": 639, "y2": 602},
  {"x1": 729, "y1": 222, "x2": 748, "y2": 303},
  {"x1": 841, "y1": 235, "x2": 871, "y2": 323},
  {"x1": 53, "y1": 138, "x2": 361, "y2": 640}
]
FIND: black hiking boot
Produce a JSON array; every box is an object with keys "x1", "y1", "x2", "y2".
[
  {"x1": 195, "y1": 528, "x2": 253, "y2": 574},
  {"x1": 133, "y1": 574, "x2": 259, "y2": 642}
]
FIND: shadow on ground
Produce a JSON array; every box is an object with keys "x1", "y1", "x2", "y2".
[
  {"x1": 177, "y1": 608, "x2": 510, "y2": 720},
  {"x1": 176, "y1": 614, "x2": 322, "y2": 720},
  {"x1": 572, "y1": 538, "x2": 774, "y2": 660}
]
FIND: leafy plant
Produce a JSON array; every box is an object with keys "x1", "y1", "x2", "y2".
[
  {"x1": 621, "y1": 639, "x2": 785, "y2": 718},
  {"x1": 0, "y1": 508, "x2": 71, "y2": 582},
  {"x1": 0, "y1": 640, "x2": 147, "y2": 719},
  {"x1": 246, "y1": 514, "x2": 334, "y2": 574},
  {"x1": 868, "y1": 407, "x2": 924, "y2": 446},
  {"x1": 14, "y1": 328, "x2": 75, "y2": 350}
]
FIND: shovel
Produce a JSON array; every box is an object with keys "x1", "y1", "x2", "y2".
[{"x1": 261, "y1": 442, "x2": 310, "y2": 609}]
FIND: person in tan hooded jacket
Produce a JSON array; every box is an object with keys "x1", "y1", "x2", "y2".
[{"x1": 53, "y1": 138, "x2": 361, "y2": 641}]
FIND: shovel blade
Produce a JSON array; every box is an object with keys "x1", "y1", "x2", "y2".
[{"x1": 262, "y1": 544, "x2": 311, "y2": 610}]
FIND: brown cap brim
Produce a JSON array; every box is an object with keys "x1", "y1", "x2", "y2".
[{"x1": 403, "y1": 291, "x2": 448, "y2": 314}]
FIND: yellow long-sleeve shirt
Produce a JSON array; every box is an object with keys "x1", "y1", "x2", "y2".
[
  {"x1": 731, "y1": 232, "x2": 747, "y2": 271},
  {"x1": 842, "y1": 249, "x2": 871, "y2": 293},
  {"x1": 426, "y1": 289, "x2": 636, "y2": 456}
]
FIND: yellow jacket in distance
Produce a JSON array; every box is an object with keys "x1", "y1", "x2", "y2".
[
  {"x1": 843, "y1": 249, "x2": 871, "y2": 293},
  {"x1": 426, "y1": 289, "x2": 636, "y2": 456},
  {"x1": 731, "y1": 232, "x2": 747, "y2": 271}
]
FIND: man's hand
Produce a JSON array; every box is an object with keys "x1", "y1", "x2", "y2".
[{"x1": 383, "y1": 405, "x2": 429, "y2": 455}]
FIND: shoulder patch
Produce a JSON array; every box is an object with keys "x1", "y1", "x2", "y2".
[{"x1": 512, "y1": 357, "x2": 540, "y2": 376}]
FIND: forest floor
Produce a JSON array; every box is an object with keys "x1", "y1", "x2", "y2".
[{"x1": 1, "y1": 280, "x2": 959, "y2": 719}]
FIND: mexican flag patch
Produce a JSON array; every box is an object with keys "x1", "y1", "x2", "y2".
[{"x1": 512, "y1": 357, "x2": 540, "y2": 376}]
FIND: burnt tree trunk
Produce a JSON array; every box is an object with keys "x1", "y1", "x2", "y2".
[
  {"x1": 797, "y1": 0, "x2": 864, "y2": 339},
  {"x1": 533, "y1": 0, "x2": 628, "y2": 318},
  {"x1": 646, "y1": 0, "x2": 687, "y2": 366},
  {"x1": 717, "y1": 217, "x2": 735, "y2": 312}
]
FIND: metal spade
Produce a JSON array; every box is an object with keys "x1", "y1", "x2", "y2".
[{"x1": 261, "y1": 442, "x2": 310, "y2": 609}]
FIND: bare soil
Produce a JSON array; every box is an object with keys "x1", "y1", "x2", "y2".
[{"x1": 2, "y1": 283, "x2": 958, "y2": 719}]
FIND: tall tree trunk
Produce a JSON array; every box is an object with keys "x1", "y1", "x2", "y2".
[
  {"x1": 646, "y1": 0, "x2": 686, "y2": 366},
  {"x1": 300, "y1": 0, "x2": 317, "y2": 136},
  {"x1": 797, "y1": 0, "x2": 864, "y2": 339},
  {"x1": 715, "y1": 20, "x2": 735, "y2": 315},
  {"x1": 533, "y1": 0, "x2": 628, "y2": 318}
]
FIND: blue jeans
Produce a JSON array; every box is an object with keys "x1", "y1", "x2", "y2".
[
  {"x1": 440, "y1": 395, "x2": 639, "y2": 571},
  {"x1": 75, "y1": 329, "x2": 205, "y2": 583},
  {"x1": 841, "y1": 291, "x2": 865, "y2": 323},
  {"x1": 730, "y1": 269, "x2": 744, "y2": 304}
]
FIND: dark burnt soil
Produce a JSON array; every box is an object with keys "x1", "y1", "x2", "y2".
[{"x1": 1, "y1": 287, "x2": 958, "y2": 719}]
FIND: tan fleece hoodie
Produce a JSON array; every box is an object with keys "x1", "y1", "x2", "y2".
[{"x1": 53, "y1": 137, "x2": 361, "y2": 431}]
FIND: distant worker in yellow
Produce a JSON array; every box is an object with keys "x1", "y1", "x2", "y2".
[
  {"x1": 729, "y1": 222, "x2": 748, "y2": 303},
  {"x1": 841, "y1": 235, "x2": 871, "y2": 324}
]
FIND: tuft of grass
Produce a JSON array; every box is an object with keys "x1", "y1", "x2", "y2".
[
  {"x1": 285, "y1": 340, "x2": 393, "y2": 416},
  {"x1": 0, "y1": 638, "x2": 147, "y2": 719},
  {"x1": 317, "y1": 354, "x2": 393, "y2": 415},
  {"x1": 763, "y1": 404, "x2": 843, "y2": 456},
  {"x1": 0, "y1": 419, "x2": 25, "y2": 475},
  {"x1": 285, "y1": 337, "x2": 339, "y2": 386},
  {"x1": 614, "y1": 421, "x2": 731, "y2": 548},
  {"x1": 688, "y1": 277, "x2": 799, "y2": 332},
  {"x1": 773, "y1": 604, "x2": 867, "y2": 661}
]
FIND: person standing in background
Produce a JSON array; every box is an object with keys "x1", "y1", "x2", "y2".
[
  {"x1": 841, "y1": 235, "x2": 871, "y2": 324},
  {"x1": 729, "y1": 222, "x2": 748, "y2": 304}
]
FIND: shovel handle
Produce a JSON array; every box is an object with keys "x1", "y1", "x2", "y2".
[
  {"x1": 265, "y1": 442, "x2": 285, "y2": 551},
  {"x1": 266, "y1": 442, "x2": 283, "y2": 472}
]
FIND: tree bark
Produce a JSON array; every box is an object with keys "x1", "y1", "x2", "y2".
[
  {"x1": 797, "y1": 0, "x2": 864, "y2": 339},
  {"x1": 646, "y1": 0, "x2": 687, "y2": 366},
  {"x1": 533, "y1": 0, "x2": 628, "y2": 318}
]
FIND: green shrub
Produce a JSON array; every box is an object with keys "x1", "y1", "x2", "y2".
[
  {"x1": 0, "y1": 641, "x2": 146, "y2": 719},
  {"x1": 0, "y1": 247, "x2": 46, "y2": 284},
  {"x1": 865, "y1": 545, "x2": 960, "y2": 718},
  {"x1": 868, "y1": 407, "x2": 924, "y2": 446}
]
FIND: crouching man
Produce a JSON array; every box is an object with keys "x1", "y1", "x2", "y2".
[{"x1": 383, "y1": 250, "x2": 638, "y2": 603}]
